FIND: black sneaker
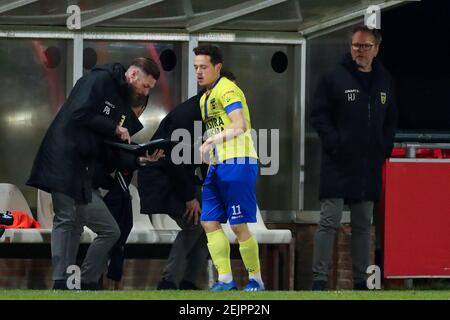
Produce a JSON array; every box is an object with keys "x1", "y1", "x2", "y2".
[
  {"x1": 157, "y1": 279, "x2": 177, "y2": 290},
  {"x1": 179, "y1": 280, "x2": 201, "y2": 290},
  {"x1": 312, "y1": 280, "x2": 328, "y2": 291},
  {"x1": 0, "y1": 211, "x2": 13, "y2": 226},
  {"x1": 0, "y1": 228, "x2": 5, "y2": 239},
  {"x1": 353, "y1": 281, "x2": 369, "y2": 290}
]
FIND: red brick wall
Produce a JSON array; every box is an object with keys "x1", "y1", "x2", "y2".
[
  {"x1": 0, "y1": 259, "x2": 53, "y2": 289},
  {"x1": 0, "y1": 259, "x2": 209, "y2": 290},
  {"x1": 0, "y1": 257, "x2": 250, "y2": 290},
  {"x1": 291, "y1": 224, "x2": 316, "y2": 289},
  {"x1": 0, "y1": 224, "x2": 374, "y2": 290},
  {"x1": 289, "y1": 224, "x2": 375, "y2": 290},
  {"x1": 331, "y1": 224, "x2": 376, "y2": 289}
]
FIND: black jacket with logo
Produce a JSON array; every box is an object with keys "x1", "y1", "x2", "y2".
[
  {"x1": 91, "y1": 106, "x2": 144, "y2": 191},
  {"x1": 310, "y1": 53, "x2": 397, "y2": 202},
  {"x1": 27, "y1": 63, "x2": 132, "y2": 204}
]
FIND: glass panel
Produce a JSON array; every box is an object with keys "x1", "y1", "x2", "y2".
[
  {"x1": 0, "y1": 0, "x2": 389, "y2": 30},
  {"x1": 200, "y1": 42, "x2": 297, "y2": 210},
  {"x1": 4, "y1": 0, "x2": 115, "y2": 15},
  {"x1": 83, "y1": 40, "x2": 182, "y2": 143},
  {"x1": 191, "y1": 0, "x2": 244, "y2": 13},
  {"x1": 114, "y1": 0, "x2": 185, "y2": 19},
  {"x1": 106, "y1": 0, "x2": 244, "y2": 29},
  {"x1": 0, "y1": 0, "x2": 147, "y2": 27},
  {"x1": 215, "y1": 0, "x2": 302, "y2": 32},
  {"x1": 214, "y1": 0, "x2": 388, "y2": 32},
  {"x1": 103, "y1": 0, "x2": 187, "y2": 28},
  {"x1": 304, "y1": 25, "x2": 355, "y2": 211},
  {"x1": 298, "y1": 0, "x2": 368, "y2": 21},
  {"x1": 0, "y1": 38, "x2": 68, "y2": 209}
]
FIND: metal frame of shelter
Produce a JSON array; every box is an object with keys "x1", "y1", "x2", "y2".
[{"x1": 0, "y1": 0, "x2": 416, "y2": 211}]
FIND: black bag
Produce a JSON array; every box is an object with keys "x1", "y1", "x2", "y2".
[{"x1": 0, "y1": 211, "x2": 14, "y2": 226}]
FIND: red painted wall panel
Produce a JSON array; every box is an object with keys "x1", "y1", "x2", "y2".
[{"x1": 384, "y1": 160, "x2": 450, "y2": 277}]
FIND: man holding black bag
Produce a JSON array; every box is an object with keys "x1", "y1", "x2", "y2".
[{"x1": 27, "y1": 57, "x2": 161, "y2": 290}]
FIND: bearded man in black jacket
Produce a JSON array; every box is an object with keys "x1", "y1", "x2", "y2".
[
  {"x1": 27, "y1": 58, "x2": 161, "y2": 290},
  {"x1": 310, "y1": 25, "x2": 397, "y2": 291}
]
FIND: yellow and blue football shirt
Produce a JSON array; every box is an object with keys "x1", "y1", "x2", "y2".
[{"x1": 199, "y1": 76, "x2": 258, "y2": 163}]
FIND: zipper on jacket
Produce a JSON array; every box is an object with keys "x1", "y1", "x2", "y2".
[{"x1": 362, "y1": 96, "x2": 371, "y2": 199}]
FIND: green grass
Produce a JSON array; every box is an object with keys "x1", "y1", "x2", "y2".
[{"x1": 0, "y1": 290, "x2": 448, "y2": 300}]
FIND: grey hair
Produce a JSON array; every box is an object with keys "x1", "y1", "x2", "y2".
[{"x1": 350, "y1": 24, "x2": 382, "y2": 45}]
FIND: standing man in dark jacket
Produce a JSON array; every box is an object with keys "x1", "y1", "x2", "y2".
[
  {"x1": 309, "y1": 25, "x2": 397, "y2": 290},
  {"x1": 138, "y1": 90, "x2": 209, "y2": 290},
  {"x1": 27, "y1": 58, "x2": 160, "y2": 289}
]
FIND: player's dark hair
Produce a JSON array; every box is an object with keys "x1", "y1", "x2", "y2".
[{"x1": 193, "y1": 45, "x2": 223, "y2": 65}]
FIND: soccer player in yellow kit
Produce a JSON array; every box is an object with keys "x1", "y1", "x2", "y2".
[{"x1": 193, "y1": 45, "x2": 264, "y2": 291}]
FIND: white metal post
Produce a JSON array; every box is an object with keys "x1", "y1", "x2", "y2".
[
  {"x1": 181, "y1": 34, "x2": 198, "y2": 101},
  {"x1": 72, "y1": 32, "x2": 83, "y2": 87}
]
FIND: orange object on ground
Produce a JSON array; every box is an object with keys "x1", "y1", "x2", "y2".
[{"x1": 0, "y1": 211, "x2": 42, "y2": 229}]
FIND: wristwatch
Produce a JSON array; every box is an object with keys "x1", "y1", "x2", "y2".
[{"x1": 137, "y1": 157, "x2": 149, "y2": 167}]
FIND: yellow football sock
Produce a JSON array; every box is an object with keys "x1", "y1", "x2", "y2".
[
  {"x1": 239, "y1": 235, "x2": 261, "y2": 276},
  {"x1": 206, "y1": 229, "x2": 232, "y2": 275}
]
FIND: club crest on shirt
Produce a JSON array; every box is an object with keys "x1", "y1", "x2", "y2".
[
  {"x1": 210, "y1": 98, "x2": 217, "y2": 109},
  {"x1": 222, "y1": 90, "x2": 235, "y2": 103},
  {"x1": 380, "y1": 92, "x2": 387, "y2": 105}
]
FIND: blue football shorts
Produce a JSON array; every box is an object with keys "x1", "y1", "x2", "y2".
[{"x1": 201, "y1": 158, "x2": 258, "y2": 225}]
